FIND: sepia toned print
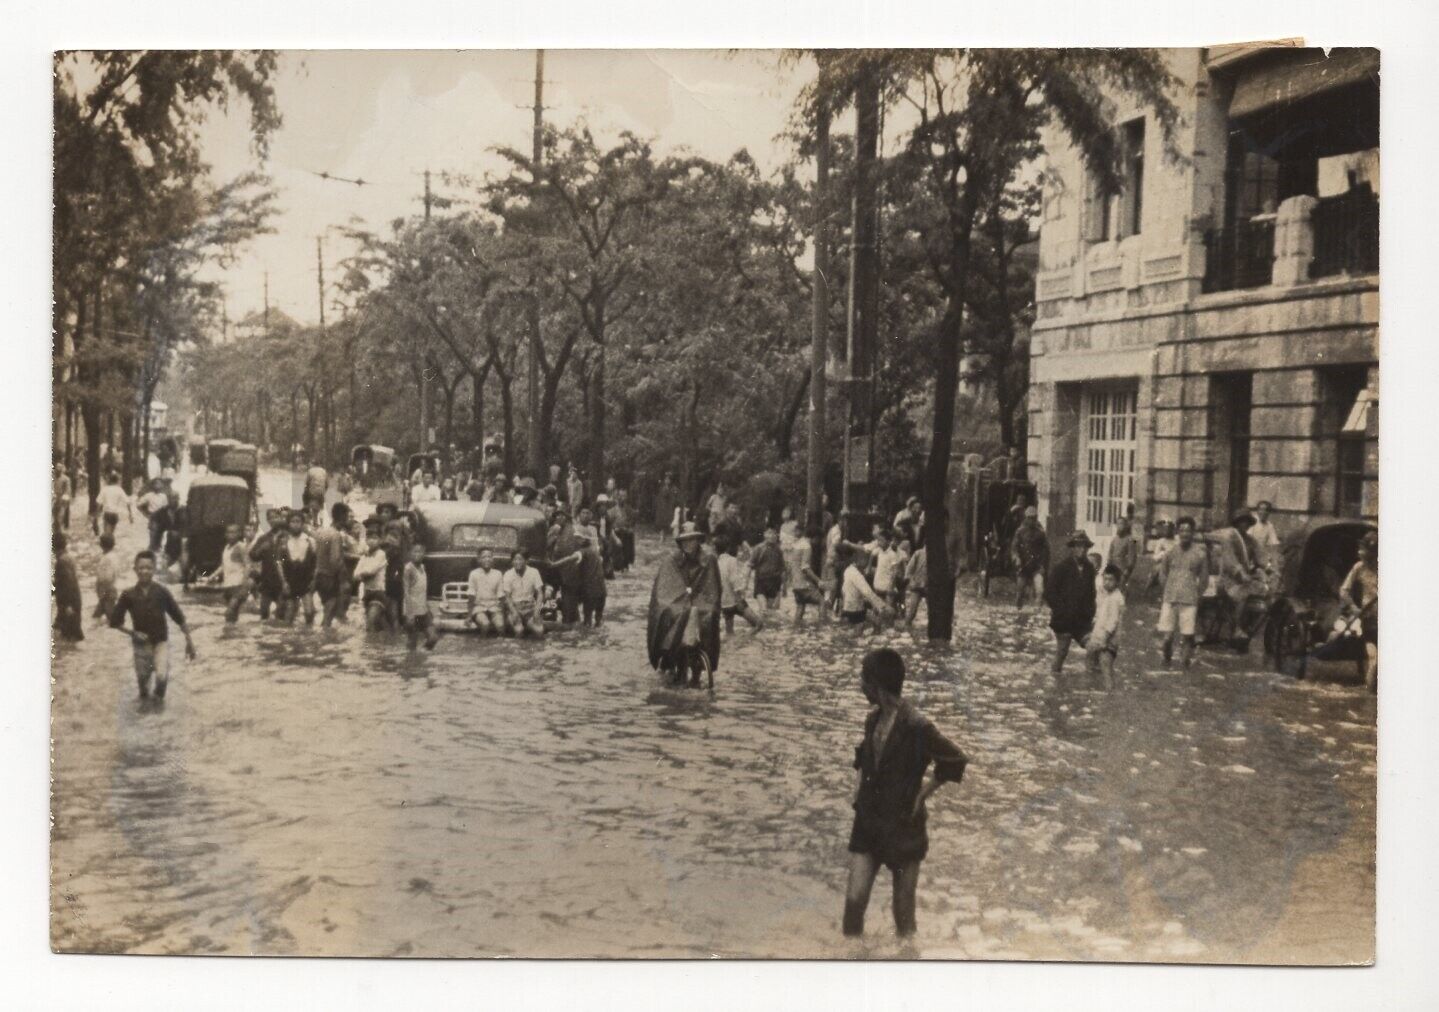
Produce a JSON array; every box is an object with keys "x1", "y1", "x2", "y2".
[{"x1": 50, "y1": 46, "x2": 1376, "y2": 961}]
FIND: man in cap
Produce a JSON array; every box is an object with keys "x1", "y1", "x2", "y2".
[
  {"x1": 1044, "y1": 531, "x2": 1097, "y2": 675},
  {"x1": 1151, "y1": 516, "x2": 1209, "y2": 669},
  {"x1": 1010, "y1": 505, "x2": 1049, "y2": 611}
]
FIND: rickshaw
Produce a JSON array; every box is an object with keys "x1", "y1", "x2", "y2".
[
  {"x1": 188, "y1": 435, "x2": 208, "y2": 468},
  {"x1": 1263, "y1": 517, "x2": 1377, "y2": 679},
  {"x1": 351, "y1": 444, "x2": 396, "y2": 489},
  {"x1": 179, "y1": 474, "x2": 253, "y2": 587},
  {"x1": 216, "y1": 442, "x2": 259, "y2": 498},
  {"x1": 408, "y1": 500, "x2": 553, "y2": 626},
  {"x1": 406, "y1": 452, "x2": 442, "y2": 483},
  {"x1": 976, "y1": 478, "x2": 1039, "y2": 597},
  {"x1": 647, "y1": 539, "x2": 722, "y2": 689},
  {"x1": 207, "y1": 438, "x2": 240, "y2": 472}
]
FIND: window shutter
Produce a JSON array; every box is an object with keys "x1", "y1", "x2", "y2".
[{"x1": 1082, "y1": 168, "x2": 1104, "y2": 242}]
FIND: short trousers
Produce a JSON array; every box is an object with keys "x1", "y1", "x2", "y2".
[
  {"x1": 103, "y1": 511, "x2": 120, "y2": 528},
  {"x1": 407, "y1": 614, "x2": 432, "y2": 631},
  {"x1": 223, "y1": 585, "x2": 249, "y2": 606},
  {"x1": 471, "y1": 606, "x2": 504, "y2": 625},
  {"x1": 363, "y1": 590, "x2": 388, "y2": 608},
  {"x1": 793, "y1": 586, "x2": 824, "y2": 606},
  {"x1": 314, "y1": 570, "x2": 341, "y2": 602},
  {"x1": 754, "y1": 575, "x2": 782, "y2": 599},
  {"x1": 841, "y1": 610, "x2": 867, "y2": 625},
  {"x1": 1157, "y1": 602, "x2": 1198, "y2": 636},
  {"x1": 132, "y1": 640, "x2": 171, "y2": 683}
]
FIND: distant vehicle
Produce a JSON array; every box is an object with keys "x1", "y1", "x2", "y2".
[
  {"x1": 975, "y1": 478, "x2": 1039, "y2": 597},
  {"x1": 206, "y1": 438, "x2": 240, "y2": 472},
  {"x1": 351, "y1": 444, "x2": 396, "y2": 488},
  {"x1": 1264, "y1": 516, "x2": 1377, "y2": 680},
  {"x1": 408, "y1": 500, "x2": 553, "y2": 626},
  {"x1": 216, "y1": 442, "x2": 259, "y2": 498},
  {"x1": 188, "y1": 435, "x2": 208, "y2": 468},
  {"x1": 180, "y1": 474, "x2": 252, "y2": 587},
  {"x1": 406, "y1": 451, "x2": 442, "y2": 482}
]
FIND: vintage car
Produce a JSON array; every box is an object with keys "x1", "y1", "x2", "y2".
[
  {"x1": 216, "y1": 441, "x2": 259, "y2": 495},
  {"x1": 180, "y1": 474, "x2": 253, "y2": 587},
  {"x1": 406, "y1": 452, "x2": 443, "y2": 482},
  {"x1": 1263, "y1": 516, "x2": 1377, "y2": 679},
  {"x1": 188, "y1": 435, "x2": 208, "y2": 468},
  {"x1": 408, "y1": 500, "x2": 553, "y2": 624}
]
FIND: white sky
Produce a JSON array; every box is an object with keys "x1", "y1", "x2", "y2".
[{"x1": 196, "y1": 50, "x2": 809, "y2": 327}]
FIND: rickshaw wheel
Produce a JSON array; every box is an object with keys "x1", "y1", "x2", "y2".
[{"x1": 1274, "y1": 615, "x2": 1310, "y2": 679}]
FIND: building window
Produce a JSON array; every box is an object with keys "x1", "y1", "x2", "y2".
[
  {"x1": 1082, "y1": 120, "x2": 1145, "y2": 243},
  {"x1": 1322, "y1": 366, "x2": 1369, "y2": 517},
  {"x1": 1119, "y1": 118, "x2": 1145, "y2": 238},
  {"x1": 1212, "y1": 373, "x2": 1253, "y2": 518},
  {"x1": 1082, "y1": 385, "x2": 1138, "y2": 532}
]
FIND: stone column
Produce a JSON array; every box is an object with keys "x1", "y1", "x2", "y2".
[{"x1": 1272, "y1": 194, "x2": 1319, "y2": 287}]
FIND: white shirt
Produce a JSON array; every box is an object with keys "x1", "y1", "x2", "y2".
[
  {"x1": 841, "y1": 564, "x2": 886, "y2": 614},
  {"x1": 353, "y1": 549, "x2": 388, "y2": 593},
  {"x1": 872, "y1": 547, "x2": 901, "y2": 593},
  {"x1": 467, "y1": 567, "x2": 504, "y2": 610},
  {"x1": 219, "y1": 541, "x2": 250, "y2": 588},
  {"x1": 139, "y1": 490, "x2": 169, "y2": 516},
  {"x1": 98, "y1": 484, "x2": 130, "y2": 516},
  {"x1": 411, "y1": 483, "x2": 441, "y2": 503},
  {"x1": 500, "y1": 566, "x2": 544, "y2": 611},
  {"x1": 1091, "y1": 587, "x2": 1126, "y2": 645},
  {"x1": 717, "y1": 553, "x2": 744, "y2": 608},
  {"x1": 1251, "y1": 519, "x2": 1281, "y2": 567},
  {"x1": 573, "y1": 523, "x2": 600, "y2": 549},
  {"x1": 95, "y1": 551, "x2": 120, "y2": 591}
]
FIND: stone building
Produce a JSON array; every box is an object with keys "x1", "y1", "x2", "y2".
[{"x1": 1027, "y1": 45, "x2": 1379, "y2": 550}]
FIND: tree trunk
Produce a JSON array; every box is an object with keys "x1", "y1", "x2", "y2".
[
  {"x1": 807, "y1": 98, "x2": 831, "y2": 531},
  {"x1": 775, "y1": 368, "x2": 812, "y2": 462},
  {"x1": 81, "y1": 403, "x2": 102, "y2": 507},
  {"x1": 925, "y1": 295, "x2": 970, "y2": 642},
  {"x1": 587, "y1": 344, "x2": 605, "y2": 492},
  {"x1": 498, "y1": 373, "x2": 516, "y2": 477},
  {"x1": 526, "y1": 298, "x2": 545, "y2": 478},
  {"x1": 471, "y1": 369, "x2": 486, "y2": 452}
]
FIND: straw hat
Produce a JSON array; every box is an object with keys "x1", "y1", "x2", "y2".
[
  {"x1": 675, "y1": 521, "x2": 705, "y2": 542},
  {"x1": 1067, "y1": 530, "x2": 1094, "y2": 548}
]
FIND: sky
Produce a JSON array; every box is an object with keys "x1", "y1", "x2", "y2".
[{"x1": 196, "y1": 50, "x2": 809, "y2": 328}]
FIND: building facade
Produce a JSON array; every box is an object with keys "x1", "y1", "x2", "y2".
[{"x1": 1028, "y1": 45, "x2": 1379, "y2": 549}]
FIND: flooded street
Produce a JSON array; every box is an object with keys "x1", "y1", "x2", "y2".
[{"x1": 50, "y1": 468, "x2": 1374, "y2": 961}]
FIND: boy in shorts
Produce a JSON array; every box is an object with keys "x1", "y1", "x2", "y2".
[
  {"x1": 93, "y1": 532, "x2": 120, "y2": 622},
  {"x1": 749, "y1": 525, "x2": 786, "y2": 611},
  {"x1": 109, "y1": 550, "x2": 197, "y2": 700},
  {"x1": 717, "y1": 541, "x2": 764, "y2": 634},
  {"x1": 402, "y1": 542, "x2": 439, "y2": 651},
  {"x1": 788, "y1": 526, "x2": 827, "y2": 626},
  {"x1": 840, "y1": 547, "x2": 892, "y2": 634},
  {"x1": 1085, "y1": 564, "x2": 1126, "y2": 683},
  {"x1": 500, "y1": 550, "x2": 547, "y2": 638},
  {"x1": 1152, "y1": 516, "x2": 1208, "y2": 669},
  {"x1": 204, "y1": 522, "x2": 251, "y2": 623},
  {"x1": 844, "y1": 648, "x2": 967, "y2": 938},
  {"x1": 466, "y1": 548, "x2": 506, "y2": 635}
]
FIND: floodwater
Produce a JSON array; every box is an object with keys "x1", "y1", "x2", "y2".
[{"x1": 51, "y1": 468, "x2": 1375, "y2": 961}]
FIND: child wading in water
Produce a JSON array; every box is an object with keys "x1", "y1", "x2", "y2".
[
  {"x1": 109, "y1": 550, "x2": 197, "y2": 700},
  {"x1": 402, "y1": 542, "x2": 440, "y2": 651},
  {"x1": 844, "y1": 648, "x2": 967, "y2": 938}
]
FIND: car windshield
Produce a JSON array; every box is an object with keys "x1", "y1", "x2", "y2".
[{"x1": 450, "y1": 523, "x2": 520, "y2": 552}]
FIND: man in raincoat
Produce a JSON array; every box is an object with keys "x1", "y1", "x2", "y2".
[{"x1": 647, "y1": 522, "x2": 722, "y2": 686}]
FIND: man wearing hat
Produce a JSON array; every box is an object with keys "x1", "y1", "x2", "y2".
[
  {"x1": 647, "y1": 522, "x2": 722, "y2": 686},
  {"x1": 1152, "y1": 516, "x2": 1209, "y2": 669},
  {"x1": 1010, "y1": 505, "x2": 1050, "y2": 611},
  {"x1": 1044, "y1": 531, "x2": 1098, "y2": 675}
]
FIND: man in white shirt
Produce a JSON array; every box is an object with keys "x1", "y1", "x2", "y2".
[
  {"x1": 841, "y1": 548, "x2": 893, "y2": 634},
  {"x1": 411, "y1": 471, "x2": 441, "y2": 504},
  {"x1": 97, "y1": 472, "x2": 133, "y2": 535},
  {"x1": 870, "y1": 528, "x2": 902, "y2": 607},
  {"x1": 717, "y1": 543, "x2": 764, "y2": 634},
  {"x1": 500, "y1": 550, "x2": 546, "y2": 637},
  {"x1": 467, "y1": 549, "x2": 506, "y2": 635},
  {"x1": 205, "y1": 522, "x2": 252, "y2": 624},
  {"x1": 1250, "y1": 500, "x2": 1282, "y2": 571}
]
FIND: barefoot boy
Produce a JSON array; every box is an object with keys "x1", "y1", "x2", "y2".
[
  {"x1": 109, "y1": 550, "x2": 197, "y2": 699},
  {"x1": 402, "y1": 542, "x2": 440, "y2": 651},
  {"x1": 843, "y1": 648, "x2": 967, "y2": 938}
]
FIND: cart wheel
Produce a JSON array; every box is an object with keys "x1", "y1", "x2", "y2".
[{"x1": 1274, "y1": 617, "x2": 1309, "y2": 679}]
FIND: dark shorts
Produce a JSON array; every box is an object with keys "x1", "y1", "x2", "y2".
[
  {"x1": 223, "y1": 585, "x2": 249, "y2": 606},
  {"x1": 314, "y1": 570, "x2": 341, "y2": 603},
  {"x1": 793, "y1": 587, "x2": 823, "y2": 606},
  {"x1": 103, "y1": 511, "x2": 120, "y2": 527},
  {"x1": 754, "y1": 575, "x2": 782, "y2": 599},
  {"x1": 842, "y1": 610, "x2": 867, "y2": 625},
  {"x1": 363, "y1": 590, "x2": 388, "y2": 608},
  {"x1": 848, "y1": 812, "x2": 928, "y2": 870},
  {"x1": 407, "y1": 614, "x2": 432, "y2": 631}
]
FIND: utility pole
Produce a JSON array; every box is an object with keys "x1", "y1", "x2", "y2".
[
  {"x1": 419, "y1": 171, "x2": 432, "y2": 452},
  {"x1": 526, "y1": 49, "x2": 546, "y2": 480},
  {"x1": 805, "y1": 95, "x2": 831, "y2": 534},
  {"x1": 316, "y1": 236, "x2": 326, "y2": 329},
  {"x1": 221, "y1": 299, "x2": 229, "y2": 344},
  {"x1": 841, "y1": 68, "x2": 881, "y2": 538},
  {"x1": 263, "y1": 271, "x2": 270, "y2": 336}
]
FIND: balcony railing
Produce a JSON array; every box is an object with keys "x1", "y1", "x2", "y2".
[
  {"x1": 1311, "y1": 187, "x2": 1379, "y2": 279},
  {"x1": 1202, "y1": 218, "x2": 1275, "y2": 293}
]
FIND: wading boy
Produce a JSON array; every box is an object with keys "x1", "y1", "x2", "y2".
[
  {"x1": 1086, "y1": 564, "x2": 1126, "y2": 684},
  {"x1": 844, "y1": 648, "x2": 968, "y2": 938},
  {"x1": 402, "y1": 542, "x2": 440, "y2": 651},
  {"x1": 110, "y1": 550, "x2": 197, "y2": 699},
  {"x1": 204, "y1": 523, "x2": 251, "y2": 623}
]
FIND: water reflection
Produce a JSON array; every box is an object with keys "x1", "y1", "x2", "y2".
[{"x1": 50, "y1": 471, "x2": 1374, "y2": 960}]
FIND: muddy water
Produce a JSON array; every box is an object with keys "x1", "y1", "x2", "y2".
[{"x1": 51, "y1": 469, "x2": 1374, "y2": 960}]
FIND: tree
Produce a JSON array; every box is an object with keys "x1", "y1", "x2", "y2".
[{"x1": 798, "y1": 49, "x2": 1179, "y2": 640}]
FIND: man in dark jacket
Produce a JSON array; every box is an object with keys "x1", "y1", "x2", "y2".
[
  {"x1": 1010, "y1": 506, "x2": 1049, "y2": 611},
  {"x1": 843, "y1": 647, "x2": 967, "y2": 938},
  {"x1": 1045, "y1": 530, "x2": 1097, "y2": 675},
  {"x1": 248, "y1": 508, "x2": 291, "y2": 620}
]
